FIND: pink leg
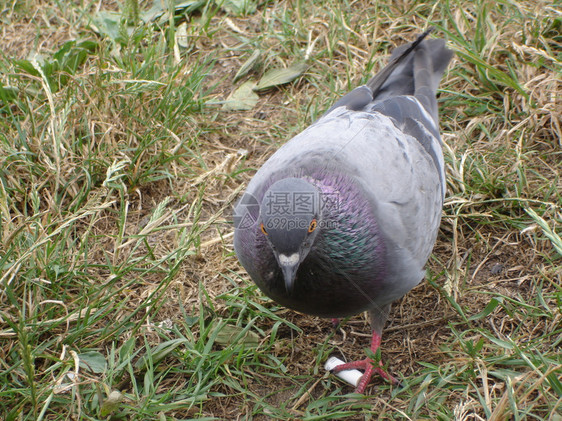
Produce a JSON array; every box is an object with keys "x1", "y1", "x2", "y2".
[
  {"x1": 331, "y1": 318, "x2": 340, "y2": 328},
  {"x1": 331, "y1": 331, "x2": 398, "y2": 393}
]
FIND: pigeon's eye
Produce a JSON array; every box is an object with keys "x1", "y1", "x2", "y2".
[
  {"x1": 260, "y1": 223, "x2": 268, "y2": 235},
  {"x1": 308, "y1": 219, "x2": 317, "y2": 233}
]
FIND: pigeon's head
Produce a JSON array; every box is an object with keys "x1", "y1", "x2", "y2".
[{"x1": 259, "y1": 177, "x2": 322, "y2": 294}]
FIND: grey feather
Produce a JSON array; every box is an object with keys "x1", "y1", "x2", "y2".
[{"x1": 234, "y1": 31, "x2": 453, "y2": 336}]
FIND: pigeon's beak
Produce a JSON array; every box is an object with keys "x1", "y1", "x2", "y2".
[
  {"x1": 277, "y1": 253, "x2": 300, "y2": 295},
  {"x1": 281, "y1": 263, "x2": 299, "y2": 294}
]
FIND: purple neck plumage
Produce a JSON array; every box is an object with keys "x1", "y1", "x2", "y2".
[{"x1": 302, "y1": 170, "x2": 387, "y2": 281}]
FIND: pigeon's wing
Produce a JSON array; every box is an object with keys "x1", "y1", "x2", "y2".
[
  {"x1": 368, "y1": 37, "x2": 453, "y2": 199},
  {"x1": 322, "y1": 33, "x2": 452, "y2": 201},
  {"x1": 357, "y1": 36, "x2": 453, "y2": 289},
  {"x1": 370, "y1": 96, "x2": 446, "y2": 197},
  {"x1": 318, "y1": 109, "x2": 444, "y2": 300},
  {"x1": 323, "y1": 86, "x2": 374, "y2": 115}
]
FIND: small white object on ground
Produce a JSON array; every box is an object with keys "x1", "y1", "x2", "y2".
[{"x1": 324, "y1": 356, "x2": 363, "y2": 387}]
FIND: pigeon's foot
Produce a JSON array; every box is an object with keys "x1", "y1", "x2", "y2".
[
  {"x1": 331, "y1": 331, "x2": 398, "y2": 393},
  {"x1": 331, "y1": 318, "x2": 340, "y2": 329},
  {"x1": 331, "y1": 357, "x2": 398, "y2": 393}
]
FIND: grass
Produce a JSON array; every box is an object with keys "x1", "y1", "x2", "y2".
[{"x1": 0, "y1": 0, "x2": 560, "y2": 419}]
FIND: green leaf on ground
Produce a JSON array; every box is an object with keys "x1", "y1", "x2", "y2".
[
  {"x1": 217, "y1": 0, "x2": 257, "y2": 15},
  {"x1": 214, "y1": 323, "x2": 260, "y2": 348},
  {"x1": 254, "y1": 62, "x2": 308, "y2": 91},
  {"x1": 78, "y1": 351, "x2": 107, "y2": 374},
  {"x1": 234, "y1": 49, "x2": 261, "y2": 82},
  {"x1": 223, "y1": 80, "x2": 259, "y2": 111}
]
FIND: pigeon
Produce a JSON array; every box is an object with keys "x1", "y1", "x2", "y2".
[{"x1": 233, "y1": 29, "x2": 453, "y2": 393}]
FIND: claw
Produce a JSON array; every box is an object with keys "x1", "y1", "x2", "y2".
[
  {"x1": 332, "y1": 357, "x2": 398, "y2": 393},
  {"x1": 331, "y1": 331, "x2": 398, "y2": 393}
]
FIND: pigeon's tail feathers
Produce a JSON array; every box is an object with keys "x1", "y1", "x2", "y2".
[
  {"x1": 413, "y1": 39, "x2": 454, "y2": 96},
  {"x1": 365, "y1": 28, "x2": 433, "y2": 95},
  {"x1": 321, "y1": 30, "x2": 453, "y2": 120},
  {"x1": 320, "y1": 29, "x2": 433, "y2": 117},
  {"x1": 411, "y1": 39, "x2": 454, "y2": 120},
  {"x1": 373, "y1": 35, "x2": 454, "y2": 121}
]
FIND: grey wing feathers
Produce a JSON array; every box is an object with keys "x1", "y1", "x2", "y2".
[
  {"x1": 369, "y1": 97, "x2": 443, "y2": 185},
  {"x1": 372, "y1": 37, "x2": 453, "y2": 196},
  {"x1": 323, "y1": 85, "x2": 374, "y2": 115}
]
